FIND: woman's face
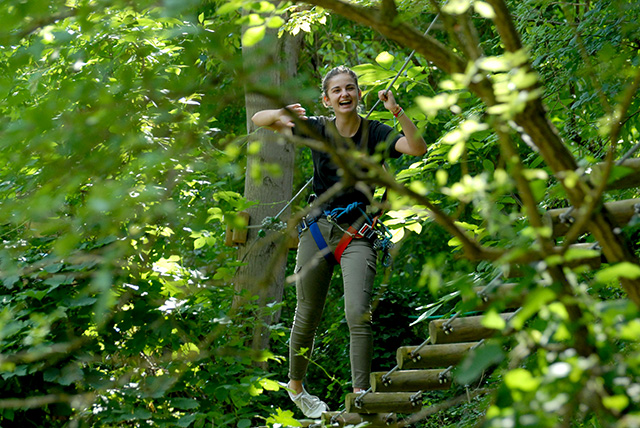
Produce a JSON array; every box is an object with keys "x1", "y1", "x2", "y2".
[{"x1": 323, "y1": 73, "x2": 361, "y2": 114}]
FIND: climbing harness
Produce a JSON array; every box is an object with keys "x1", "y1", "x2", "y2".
[{"x1": 298, "y1": 201, "x2": 395, "y2": 266}]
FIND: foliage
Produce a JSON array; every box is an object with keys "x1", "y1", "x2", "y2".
[{"x1": 2, "y1": 0, "x2": 640, "y2": 427}]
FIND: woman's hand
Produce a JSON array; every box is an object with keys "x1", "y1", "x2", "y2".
[
  {"x1": 252, "y1": 103, "x2": 307, "y2": 132},
  {"x1": 278, "y1": 103, "x2": 307, "y2": 127},
  {"x1": 378, "y1": 90, "x2": 401, "y2": 115}
]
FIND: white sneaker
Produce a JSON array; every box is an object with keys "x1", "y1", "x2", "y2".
[{"x1": 286, "y1": 384, "x2": 329, "y2": 419}]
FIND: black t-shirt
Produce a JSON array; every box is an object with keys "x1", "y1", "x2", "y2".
[{"x1": 293, "y1": 115, "x2": 403, "y2": 213}]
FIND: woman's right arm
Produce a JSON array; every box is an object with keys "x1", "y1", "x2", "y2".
[{"x1": 251, "y1": 103, "x2": 307, "y2": 133}]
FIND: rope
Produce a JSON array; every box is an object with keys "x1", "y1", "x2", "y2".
[{"x1": 364, "y1": 13, "x2": 441, "y2": 120}]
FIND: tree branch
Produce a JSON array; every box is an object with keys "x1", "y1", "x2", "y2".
[{"x1": 14, "y1": 8, "x2": 78, "y2": 41}]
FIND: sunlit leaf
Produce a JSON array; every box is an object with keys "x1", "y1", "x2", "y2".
[
  {"x1": 602, "y1": 395, "x2": 629, "y2": 412},
  {"x1": 375, "y1": 51, "x2": 395, "y2": 68},
  {"x1": 477, "y1": 57, "x2": 510, "y2": 72},
  {"x1": 448, "y1": 141, "x2": 465, "y2": 163},
  {"x1": 266, "y1": 16, "x2": 284, "y2": 28},
  {"x1": 474, "y1": 1, "x2": 496, "y2": 18},
  {"x1": 482, "y1": 309, "x2": 506, "y2": 330},
  {"x1": 442, "y1": 0, "x2": 471, "y2": 15},
  {"x1": 242, "y1": 25, "x2": 266, "y2": 47},
  {"x1": 595, "y1": 262, "x2": 640, "y2": 283},
  {"x1": 265, "y1": 408, "x2": 302, "y2": 427},
  {"x1": 505, "y1": 368, "x2": 540, "y2": 392}
]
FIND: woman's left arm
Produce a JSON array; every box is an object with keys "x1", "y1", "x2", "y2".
[{"x1": 378, "y1": 90, "x2": 427, "y2": 156}]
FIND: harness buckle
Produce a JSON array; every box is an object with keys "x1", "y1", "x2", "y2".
[
  {"x1": 297, "y1": 217, "x2": 309, "y2": 235},
  {"x1": 356, "y1": 222, "x2": 376, "y2": 240}
]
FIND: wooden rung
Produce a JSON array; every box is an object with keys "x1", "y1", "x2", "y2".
[
  {"x1": 590, "y1": 157, "x2": 640, "y2": 190},
  {"x1": 345, "y1": 392, "x2": 423, "y2": 414},
  {"x1": 322, "y1": 411, "x2": 397, "y2": 427},
  {"x1": 429, "y1": 312, "x2": 515, "y2": 344},
  {"x1": 397, "y1": 342, "x2": 479, "y2": 370},
  {"x1": 546, "y1": 198, "x2": 640, "y2": 238},
  {"x1": 371, "y1": 369, "x2": 451, "y2": 392}
]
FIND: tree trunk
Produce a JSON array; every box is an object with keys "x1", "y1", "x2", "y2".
[{"x1": 234, "y1": 28, "x2": 301, "y2": 358}]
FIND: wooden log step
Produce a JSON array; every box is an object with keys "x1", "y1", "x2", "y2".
[
  {"x1": 429, "y1": 312, "x2": 515, "y2": 344},
  {"x1": 371, "y1": 369, "x2": 452, "y2": 392},
  {"x1": 590, "y1": 157, "x2": 640, "y2": 190},
  {"x1": 345, "y1": 392, "x2": 423, "y2": 414},
  {"x1": 397, "y1": 342, "x2": 479, "y2": 370},
  {"x1": 322, "y1": 411, "x2": 397, "y2": 427},
  {"x1": 546, "y1": 198, "x2": 640, "y2": 238}
]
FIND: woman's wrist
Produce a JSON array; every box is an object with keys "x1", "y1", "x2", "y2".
[{"x1": 391, "y1": 105, "x2": 404, "y2": 118}]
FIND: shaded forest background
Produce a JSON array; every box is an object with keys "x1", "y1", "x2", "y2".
[{"x1": 1, "y1": 0, "x2": 640, "y2": 427}]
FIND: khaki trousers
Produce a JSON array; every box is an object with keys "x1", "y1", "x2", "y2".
[{"x1": 288, "y1": 217, "x2": 377, "y2": 389}]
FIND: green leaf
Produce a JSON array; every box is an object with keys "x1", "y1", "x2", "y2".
[
  {"x1": 482, "y1": 310, "x2": 506, "y2": 330},
  {"x1": 454, "y1": 343, "x2": 504, "y2": 385},
  {"x1": 602, "y1": 395, "x2": 629, "y2": 412},
  {"x1": 595, "y1": 262, "x2": 640, "y2": 283},
  {"x1": 237, "y1": 419, "x2": 251, "y2": 428},
  {"x1": 242, "y1": 26, "x2": 266, "y2": 47},
  {"x1": 620, "y1": 319, "x2": 640, "y2": 341},
  {"x1": 375, "y1": 51, "x2": 394, "y2": 68},
  {"x1": 474, "y1": 1, "x2": 496, "y2": 18},
  {"x1": 68, "y1": 296, "x2": 97, "y2": 308},
  {"x1": 504, "y1": 368, "x2": 540, "y2": 392},
  {"x1": 511, "y1": 287, "x2": 556, "y2": 330},
  {"x1": 448, "y1": 141, "x2": 465, "y2": 163},
  {"x1": 563, "y1": 247, "x2": 600, "y2": 262},
  {"x1": 442, "y1": 0, "x2": 471, "y2": 15},
  {"x1": 194, "y1": 237, "x2": 207, "y2": 249},
  {"x1": 44, "y1": 263, "x2": 64, "y2": 273},
  {"x1": 266, "y1": 16, "x2": 284, "y2": 29},
  {"x1": 176, "y1": 414, "x2": 197, "y2": 427},
  {"x1": 2, "y1": 275, "x2": 19, "y2": 289},
  {"x1": 259, "y1": 378, "x2": 281, "y2": 391},
  {"x1": 477, "y1": 57, "x2": 510, "y2": 72},
  {"x1": 351, "y1": 64, "x2": 396, "y2": 85},
  {"x1": 265, "y1": 408, "x2": 301, "y2": 427},
  {"x1": 217, "y1": 1, "x2": 242, "y2": 15},
  {"x1": 170, "y1": 398, "x2": 200, "y2": 410}
]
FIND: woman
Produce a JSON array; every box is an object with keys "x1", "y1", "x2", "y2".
[{"x1": 251, "y1": 65, "x2": 427, "y2": 418}]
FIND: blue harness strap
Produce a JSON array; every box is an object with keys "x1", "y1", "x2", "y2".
[{"x1": 309, "y1": 221, "x2": 337, "y2": 265}]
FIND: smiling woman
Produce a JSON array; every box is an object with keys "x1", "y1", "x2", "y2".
[{"x1": 250, "y1": 65, "x2": 427, "y2": 418}]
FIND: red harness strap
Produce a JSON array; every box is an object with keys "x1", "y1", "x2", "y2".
[
  {"x1": 333, "y1": 216, "x2": 380, "y2": 264},
  {"x1": 333, "y1": 226, "x2": 359, "y2": 263}
]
